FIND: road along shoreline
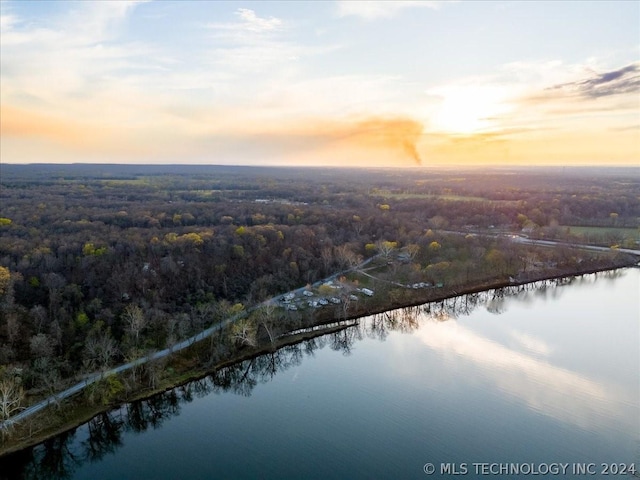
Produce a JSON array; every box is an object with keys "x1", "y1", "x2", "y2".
[{"x1": 1, "y1": 255, "x2": 637, "y2": 456}]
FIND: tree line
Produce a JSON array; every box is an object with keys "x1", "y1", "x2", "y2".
[{"x1": 0, "y1": 165, "x2": 637, "y2": 411}]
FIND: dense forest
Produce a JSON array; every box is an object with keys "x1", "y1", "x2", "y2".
[{"x1": 0, "y1": 164, "x2": 638, "y2": 422}]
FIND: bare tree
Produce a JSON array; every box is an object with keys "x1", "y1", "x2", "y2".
[
  {"x1": 5, "y1": 312, "x2": 20, "y2": 351},
  {"x1": 30, "y1": 305, "x2": 49, "y2": 333},
  {"x1": 122, "y1": 305, "x2": 147, "y2": 346},
  {"x1": 320, "y1": 246, "x2": 334, "y2": 272},
  {"x1": 30, "y1": 333, "x2": 55, "y2": 359},
  {"x1": 84, "y1": 329, "x2": 119, "y2": 371},
  {"x1": 32, "y1": 357, "x2": 61, "y2": 395},
  {"x1": 376, "y1": 240, "x2": 398, "y2": 259},
  {"x1": 231, "y1": 318, "x2": 257, "y2": 347},
  {"x1": 406, "y1": 244, "x2": 420, "y2": 262},
  {"x1": 192, "y1": 303, "x2": 214, "y2": 332},
  {"x1": 257, "y1": 304, "x2": 280, "y2": 345},
  {"x1": 43, "y1": 272, "x2": 66, "y2": 319},
  {"x1": 145, "y1": 358, "x2": 167, "y2": 390},
  {"x1": 352, "y1": 215, "x2": 363, "y2": 236},
  {"x1": 0, "y1": 378, "x2": 24, "y2": 421},
  {"x1": 335, "y1": 244, "x2": 362, "y2": 269}
]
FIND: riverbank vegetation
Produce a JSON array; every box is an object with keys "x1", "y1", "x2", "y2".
[
  {"x1": 0, "y1": 165, "x2": 638, "y2": 452},
  {"x1": 0, "y1": 268, "x2": 631, "y2": 475}
]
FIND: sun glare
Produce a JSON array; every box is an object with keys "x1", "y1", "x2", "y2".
[{"x1": 429, "y1": 85, "x2": 512, "y2": 135}]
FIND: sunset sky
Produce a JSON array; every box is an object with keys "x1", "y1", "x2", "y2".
[{"x1": 1, "y1": 1, "x2": 638, "y2": 167}]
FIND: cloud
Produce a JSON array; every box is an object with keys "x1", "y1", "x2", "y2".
[
  {"x1": 423, "y1": 59, "x2": 640, "y2": 148},
  {"x1": 2, "y1": 2, "x2": 636, "y2": 166},
  {"x1": 0, "y1": 1, "x2": 148, "y2": 47},
  {"x1": 545, "y1": 63, "x2": 640, "y2": 99},
  {"x1": 206, "y1": 8, "x2": 284, "y2": 39},
  {"x1": 502, "y1": 62, "x2": 640, "y2": 136},
  {"x1": 236, "y1": 8, "x2": 282, "y2": 33},
  {"x1": 202, "y1": 8, "x2": 336, "y2": 77},
  {"x1": 0, "y1": 0, "x2": 152, "y2": 102},
  {"x1": 336, "y1": 1, "x2": 444, "y2": 20},
  {"x1": 65, "y1": 1, "x2": 148, "y2": 42},
  {"x1": 0, "y1": 11, "x2": 18, "y2": 31},
  {"x1": 609, "y1": 123, "x2": 640, "y2": 132}
]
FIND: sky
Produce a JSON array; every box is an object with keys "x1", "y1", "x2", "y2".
[{"x1": 1, "y1": 0, "x2": 639, "y2": 167}]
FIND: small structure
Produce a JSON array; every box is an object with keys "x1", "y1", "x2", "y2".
[{"x1": 397, "y1": 252, "x2": 411, "y2": 263}]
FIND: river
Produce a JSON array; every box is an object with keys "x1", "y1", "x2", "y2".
[{"x1": 2, "y1": 269, "x2": 638, "y2": 479}]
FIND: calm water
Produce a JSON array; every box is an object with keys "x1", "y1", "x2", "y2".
[{"x1": 3, "y1": 269, "x2": 639, "y2": 479}]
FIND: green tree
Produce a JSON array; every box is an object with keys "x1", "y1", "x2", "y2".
[{"x1": 485, "y1": 248, "x2": 506, "y2": 276}]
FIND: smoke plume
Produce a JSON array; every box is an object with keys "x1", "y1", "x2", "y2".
[{"x1": 336, "y1": 117, "x2": 424, "y2": 165}]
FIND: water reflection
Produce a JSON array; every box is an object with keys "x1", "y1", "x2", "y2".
[
  {"x1": 0, "y1": 323, "x2": 362, "y2": 480},
  {"x1": 0, "y1": 270, "x2": 635, "y2": 480},
  {"x1": 415, "y1": 321, "x2": 633, "y2": 432},
  {"x1": 508, "y1": 330, "x2": 552, "y2": 357},
  {"x1": 3, "y1": 392, "x2": 185, "y2": 480}
]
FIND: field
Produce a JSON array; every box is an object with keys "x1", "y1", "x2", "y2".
[{"x1": 369, "y1": 191, "x2": 490, "y2": 202}]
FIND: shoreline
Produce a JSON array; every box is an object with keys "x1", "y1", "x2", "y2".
[
  {"x1": 328, "y1": 258, "x2": 638, "y2": 326},
  {"x1": 0, "y1": 258, "x2": 637, "y2": 457}
]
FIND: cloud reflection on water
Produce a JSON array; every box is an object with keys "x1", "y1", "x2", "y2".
[{"x1": 415, "y1": 317, "x2": 636, "y2": 434}]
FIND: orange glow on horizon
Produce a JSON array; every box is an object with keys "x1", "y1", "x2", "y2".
[
  {"x1": 1, "y1": 103, "x2": 638, "y2": 167},
  {"x1": 0, "y1": 105, "x2": 104, "y2": 148}
]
